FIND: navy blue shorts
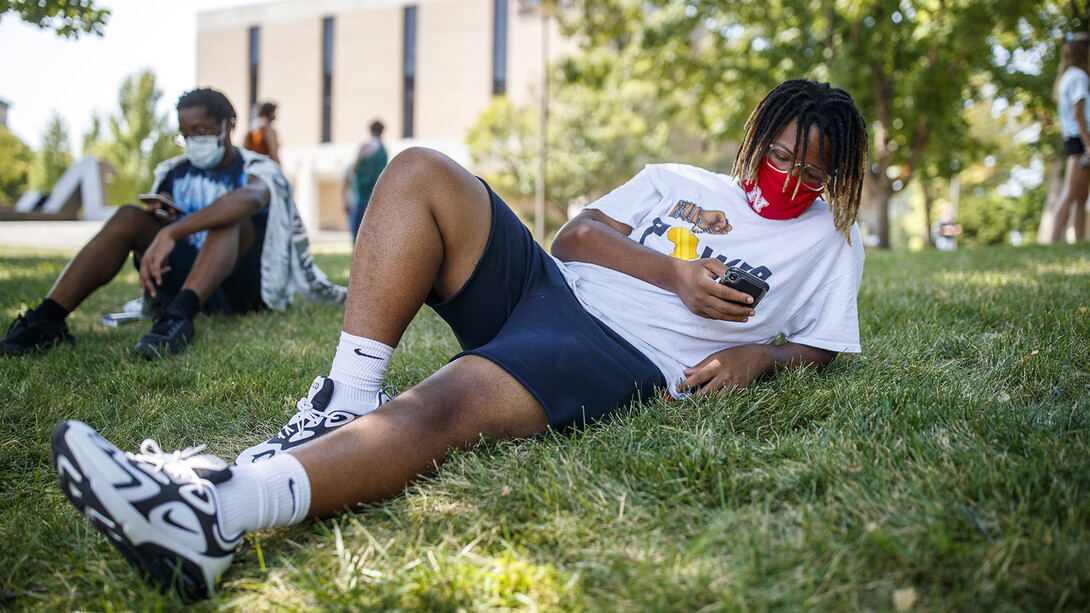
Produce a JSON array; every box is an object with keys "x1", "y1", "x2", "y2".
[
  {"x1": 426, "y1": 181, "x2": 665, "y2": 431},
  {"x1": 134, "y1": 211, "x2": 268, "y2": 315}
]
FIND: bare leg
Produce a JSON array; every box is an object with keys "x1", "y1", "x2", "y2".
[
  {"x1": 289, "y1": 147, "x2": 550, "y2": 514},
  {"x1": 180, "y1": 218, "x2": 257, "y2": 303},
  {"x1": 47, "y1": 205, "x2": 162, "y2": 311},
  {"x1": 1049, "y1": 156, "x2": 1090, "y2": 244},
  {"x1": 341, "y1": 147, "x2": 495, "y2": 345},
  {"x1": 297, "y1": 356, "x2": 549, "y2": 517},
  {"x1": 1074, "y1": 195, "x2": 1087, "y2": 242}
]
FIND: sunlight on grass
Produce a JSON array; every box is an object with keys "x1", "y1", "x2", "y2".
[{"x1": 2, "y1": 243, "x2": 1088, "y2": 610}]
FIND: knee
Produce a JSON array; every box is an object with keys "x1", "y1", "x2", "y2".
[
  {"x1": 380, "y1": 147, "x2": 465, "y2": 193},
  {"x1": 102, "y1": 204, "x2": 155, "y2": 236},
  {"x1": 110, "y1": 203, "x2": 150, "y2": 224}
]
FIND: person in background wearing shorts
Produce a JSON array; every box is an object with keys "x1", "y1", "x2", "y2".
[
  {"x1": 1, "y1": 88, "x2": 344, "y2": 359},
  {"x1": 50, "y1": 79, "x2": 869, "y2": 598},
  {"x1": 1046, "y1": 32, "x2": 1090, "y2": 243}
]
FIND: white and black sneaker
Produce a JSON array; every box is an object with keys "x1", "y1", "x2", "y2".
[
  {"x1": 235, "y1": 376, "x2": 396, "y2": 464},
  {"x1": 51, "y1": 420, "x2": 243, "y2": 600}
]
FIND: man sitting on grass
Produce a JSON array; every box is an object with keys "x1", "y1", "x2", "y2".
[
  {"x1": 50, "y1": 79, "x2": 869, "y2": 598},
  {"x1": 1, "y1": 88, "x2": 344, "y2": 359}
]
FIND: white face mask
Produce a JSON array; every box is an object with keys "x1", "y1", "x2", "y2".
[{"x1": 184, "y1": 123, "x2": 227, "y2": 169}]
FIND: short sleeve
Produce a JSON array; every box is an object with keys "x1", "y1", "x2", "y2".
[
  {"x1": 784, "y1": 264, "x2": 863, "y2": 354},
  {"x1": 584, "y1": 166, "x2": 666, "y2": 229},
  {"x1": 1065, "y1": 70, "x2": 1090, "y2": 108},
  {"x1": 155, "y1": 167, "x2": 178, "y2": 199}
]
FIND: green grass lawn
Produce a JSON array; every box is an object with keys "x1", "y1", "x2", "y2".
[{"x1": 1, "y1": 241, "x2": 1088, "y2": 611}]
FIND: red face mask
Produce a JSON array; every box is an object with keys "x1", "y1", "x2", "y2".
[{"x1": 742, "y1": 161, "x2": 822, "y2": 220}]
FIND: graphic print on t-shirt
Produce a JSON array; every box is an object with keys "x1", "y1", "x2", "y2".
[{"x1": 636, "y1": 198, "x2": 773, "y2": 282}]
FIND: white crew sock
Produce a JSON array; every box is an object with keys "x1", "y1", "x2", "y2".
[
  {"x1": 217, "y1": 453, "x2": 312, "y2": 535},
  {"x1": 326, "y1": 331, "x2": 393, "y2": 415}
]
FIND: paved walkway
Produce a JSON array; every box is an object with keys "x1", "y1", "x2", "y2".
[{"x1": 0, "y1": 220, "x2": 352, "y2": 253}]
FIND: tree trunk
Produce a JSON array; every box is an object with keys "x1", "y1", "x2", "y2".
[
  {"x1": 922, "y1": 180, "x2": 936, "y2": 248},
  {"x1": 863, "y1": 172, "x2": 894, "y2": 248}
]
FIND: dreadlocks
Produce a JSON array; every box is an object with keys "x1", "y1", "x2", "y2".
[
  {"x1": 176, "y1": 88, "x2": 237, "y2": 124},
  {"x1": 731, "y1": 79, "x2": 868, "y2": 243}
]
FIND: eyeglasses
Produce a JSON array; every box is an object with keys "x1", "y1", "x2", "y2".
[
  {"x1": 173, "y1": 122, "x2": 226, "y2": 147},
  {"x1": 765, "y1": 143, "x2": 829, "y2": 189}
]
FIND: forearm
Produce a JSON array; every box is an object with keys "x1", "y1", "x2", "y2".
[
  {"x1": 1076, "y1": 100, "x2": 1090, "y2": 149},
  {"x1": 552, "y1": 211, "x2": 683, "y2": 293},
  {"x1": 760, "y1": 341, "x2": 837, "y2": 375},
  {"x1": 163, "y1": 192, "x2": 263, "y2": 241},
  {"x1": 683, "y1": 341, "x2": 838, "y2": 396}
]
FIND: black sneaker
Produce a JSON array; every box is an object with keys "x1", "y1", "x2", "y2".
[
  {"x1": 133, "y1": 310, "x2": 195, "y2": 359},
  {"x1": 0, "y1": 307, "x2": 75, "y2": 356},
  {"x1": 235, "y1": 376, "x2": 397, "y2": 464},
  {"x1": 51, "y1": 420, "x2": 243, "y2": 600}
]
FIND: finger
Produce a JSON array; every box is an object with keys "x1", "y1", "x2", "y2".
[
  {"x1": 701, "y1": 298, "x2": 753, "y2": 322},
  {"x1": 151, "y1": 261, "x2": 163, "y2": 289},
  {"x1": 677, "y1": 372, "x2": 705, "y2": 395},
  {"x1": 139, "y1": 267, "x2": 155, "y2": 298}
]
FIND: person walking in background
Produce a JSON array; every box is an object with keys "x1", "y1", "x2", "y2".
[
  {"x1": 1046, "y1": 32, "x2": 1090, "y2": 244},
  {"x1": 345, "y1": 120, "x2": 388, "y2": 243},
  {"x1": 243, "y1": 101, "x2": 281, "y2": 164}
]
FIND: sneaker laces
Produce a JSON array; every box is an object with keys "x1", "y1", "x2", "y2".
[
  {"x1": 148, "y1": 310, "x2": 185, "y2": 336},
  {"x1": 128, "y1": 439, "x2": 226, "y2": 487},
  {"x1": 279, "y1": 385, "x2": 398, "y2": 439},
  {"x1": 278, "y1": 395, "x2": 332, "y2": 438},
  {"x1": 5, "y1": 312, "x2": 31, "y2": 335}
]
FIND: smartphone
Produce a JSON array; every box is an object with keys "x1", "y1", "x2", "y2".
[
  {"x1": 718, "y1": 266, "x2": 769, "y2": 307},
  {"x1": 138, "y1": 193, "x2": 183, "y2": 219}
]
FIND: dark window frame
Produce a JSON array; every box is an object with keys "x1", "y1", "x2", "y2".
[
  {"x1": 321, "y1": 16, "x2": 335, "y2": 143},
  {"x1": 403, "y1": 6, "x2": 417, "y2": 138}
]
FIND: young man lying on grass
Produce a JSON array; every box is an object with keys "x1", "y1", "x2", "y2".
[{"x1": 50, "y1": 79, "x2": 869, "y2": 599}]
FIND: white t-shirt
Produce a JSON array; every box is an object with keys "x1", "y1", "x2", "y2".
[
  {"x1": 1058, "y1": 66, "x2": 1090, "y2": 139},
  {"x1": 552, "y1": 163, "x2": 864, "y2": 397}
]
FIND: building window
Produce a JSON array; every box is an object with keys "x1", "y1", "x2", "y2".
[
  {"x1": 492, "y1": 0, "x2": 508, "y2": 95},
  {"x1": 321, "y1": 16, "x2": 334, "y2": 143},
  {"x1": 403, "y1": 6, "x2": 417, "y2": 138},
  {"x1": 248, "y1": 26, "x2": 260, "y2": 114}
]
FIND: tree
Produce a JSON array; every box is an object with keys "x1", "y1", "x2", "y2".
[
  {"x1": 0, "y1": 126, "x2": 32, "y2": 206},
  {"x1": 467, "y1": 32, "x2": 701, "y2": 236},
  {"x1": 29, "y1": 112, "x2": 73, "y2": 193},
  {"x1": 467, "y1": 58, "x2": 677, "y2": 234},
  {"x1": 553, "y1": 0, "x2": 1064, "y2": 248},
  {"x1": 0, "y1": 0, "x2": 109, "y2": 38},
  {"x1": 82, "y1": 69, "x2": 180, "y2": 206}
]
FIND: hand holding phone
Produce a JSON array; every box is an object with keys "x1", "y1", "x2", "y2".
[
  {"x1": 717, "y1": 266, "x2": 769, "y2": 307},
  {"x1": 138, "y1": 193, "x2": 183, "y2": 220}
]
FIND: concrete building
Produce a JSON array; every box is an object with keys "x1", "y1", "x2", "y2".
[
  {"x1": 0, "y1": 97, "x2": 8, "y2": 128},
  {"x1": 197, "y1": 0, "x2": 574, "y2": 232}
]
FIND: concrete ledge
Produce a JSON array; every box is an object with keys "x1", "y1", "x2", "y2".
[{"x1": 0, "y1": 221, "x2": 353, "y2": 254}]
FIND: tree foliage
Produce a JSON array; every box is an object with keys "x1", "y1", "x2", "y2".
[
  {"x1": 29, "y1": 112, "x2": 73, "y2": 193},
  {"x1": 82, "y1": 69, "x2": 180, "y2": 206},
  {"x1": 472, "y1": 0, "x2": 1067, "y2": 248},
  {"x1": 578, "y1": 1, "x2": 1066, "y2": 245},
  {"x1": 467, "y1": 54, "x2": 678, "y2": 233},
  {"x1": 0, "y1": 126, "x2": 32, "y2": 206},
  {"x1": 0, "y1": 0, "x2": 109, "y2": 38}
]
